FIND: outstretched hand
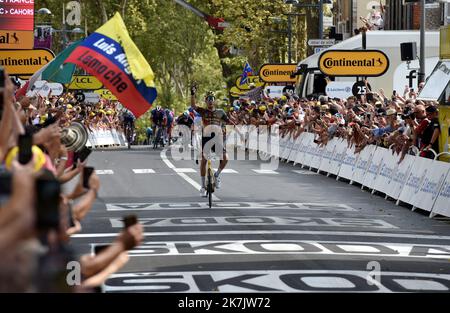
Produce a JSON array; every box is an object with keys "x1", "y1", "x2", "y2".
[{"x1": 190, "y1": 82, "x2": 197, "y2": 96}]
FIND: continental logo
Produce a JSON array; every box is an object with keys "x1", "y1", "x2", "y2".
[
  {"x1": 319, "y1": 50, "x2": 389, "y2": 77},
  {"x1": 0, "y1": 49, "x2": 55, "y2": 75},
  {"x1": 0, "y1": 30, "x2": 35, "y2": 49},
  {"x1": 259, "y1": 64, "x2": 297, "y2": 83}
]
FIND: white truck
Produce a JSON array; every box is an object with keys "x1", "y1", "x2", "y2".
[{"x1": 296, "y1": 31, "x2": 440, "y2": 99}]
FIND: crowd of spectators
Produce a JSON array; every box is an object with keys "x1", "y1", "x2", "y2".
[
  {"x1": 0, "y1": 68, "x2": 143, "y2": 292},
  {"x1": 224, "y1": 82, "x2": 442, "y2": 162}
]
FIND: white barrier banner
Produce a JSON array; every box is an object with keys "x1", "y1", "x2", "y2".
[
  {"x1": 294, "y1": 133, "x2": 311, "y2": 166},
  {"x1": 351, "y1": 145, "x2": 376, "y2": 185},
  {"x1": 310, "y1": 144, "x2": 325, "y2": 170},
  {"x1": 385, "y1": 153, "x2": 416, "y2": 200},
  {"x1": 328, "y1": 138, "x2": 347, "y2": 176},
  {"x1": 362, "y1": 146, "x2": 385, "y2": 190},
  {"x1": 318, "y1": 138, "x2": 338, "y2": 173},
  {"x1": 301, "y1": 135, "x2": 317, "y2": 168},
  {"x1": 413, "y1": 160, "x2": 450, "y2": 212},
  {"x1": 398, "y1": 157, "x2": 433, "y2": 210},
  {"x1": 283, "y1": 135, "x2": 295, "y2": 160},
  {"x1": 431, "y1": 170, "x2": 450, "y2": 217},
  {"x1": 372, "y1": 149, "x2": 400, "y2": 195},
  {"x1": 257, "y1": 127, "x2": 268, "y2": 154},
  {"x1": 278, "y1": 135, "x2": 289, "y2": 159},
  {"x1": 248, "y1": 126, "x2": 258, "y2": 151},
  {"x1": 288, "y1": 135, "x2": 302, "y2": 163},
  {"x1": 337, "y1": 145, "x2": 359, "y2": 180}
]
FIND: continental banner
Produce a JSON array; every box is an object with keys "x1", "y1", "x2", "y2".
[
  {"x1": 319, "y1": 50, "x2": 389, "y2": 77},
  {"x1": 0, "y1": 49, "x2": 54, "y2": 75}
]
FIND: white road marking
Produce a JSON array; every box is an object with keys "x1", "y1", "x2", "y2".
[
  {"x1": 252, "y1": 169, "x2": 279, "y2": 174},
  {"x1": 293, "y1": 170, "x2": 318, "y2": 175},
  {"x1": 213, "y1": 168, "x2": 238, "y2": 173},
  {"x1": 132, "y1": 169, "x2": 156, "y2": 174},
  {"x1": 105, "y1": 202, "x2": 358, "y2": 211},
  {"x1": 71, "y1": 230, "x2": 450, "y2": 240},
  {"x1": 96, "y1": 170, "x2": 114, "y2": 175},
  {"x1": 120, "y1": 239, "x2": 450, "y2": 259},
  {"x1": 102, "y1": 270, "x2": 450, "y2": 293},
  {"x1": 161, "y1": 149, "x2": 220, "y2": 201},
  {"x1": 174, "y1": 168, "x2": 197, "y2": 173}
]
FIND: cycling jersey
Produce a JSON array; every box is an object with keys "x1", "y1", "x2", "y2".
[
  {"x1": 151, "y1": 109, "x2": 166, "y2": 126},
  {"x1": 195, "y1": 107, "x2": 229, "y2": 128}
]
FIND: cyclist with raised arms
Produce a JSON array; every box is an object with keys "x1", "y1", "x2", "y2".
[{"x1": 190, "y1": 84, "x2": 237, "y2": 197}]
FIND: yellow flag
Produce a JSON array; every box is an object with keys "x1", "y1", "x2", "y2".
[{"x1": 95, "y1": 12, "x2": 155, "y2": 87}]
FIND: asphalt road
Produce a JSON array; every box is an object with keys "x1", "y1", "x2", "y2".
[{"x1": 69, "y1": 145, "x2": 450, "y2": 293}]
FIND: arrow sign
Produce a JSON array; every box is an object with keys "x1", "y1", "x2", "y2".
[{"x1": 308, "y1": 39, "x2": 335, "y2": 47}]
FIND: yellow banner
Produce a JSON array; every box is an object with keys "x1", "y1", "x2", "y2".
[
  {"x1": 235, "y1": 75, "x2": 265, "y2": 90},
  {"x1": 438, "y1": 105, "x2": 450, "y2": 162},
  {"x1": 94, "y1": 88, "x2": 118, "y2": 100},
  {"x1": 319, "y1": 50, "x2": 389, "y2": 77},
  {"x1": 0, "y1": 49, "x2": 54, "y2": 75},
  {"x1": 259, "y1": 64, "x2": 297, "y2": 83},
  {"x1": 66, "y1": 75, "x2": 104, "y2": 90},
  {"x1": 440, "y1": 26, "x2": 450, "y2": 60},
  {"x1": 230, "y1": 86, "x2": 247, "y2": 97},
  {"x1": 0, "y1": 30, "x2": 34, "y2": 49}
]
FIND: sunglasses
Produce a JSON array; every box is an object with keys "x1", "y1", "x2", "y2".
[{"x1": 206, "y1": 96, "x2": 215, "y2": 102}]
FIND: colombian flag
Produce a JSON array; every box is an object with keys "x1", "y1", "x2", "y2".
[{"x1": 65, "y1": 13, "x2": 157, "y2": 118}]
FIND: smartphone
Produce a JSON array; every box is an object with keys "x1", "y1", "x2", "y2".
[
  {"x1": 72, "y1": 146, "x2": 92, "y2": 168},
  {"x1": 36, "y1": 178, "x2": 61, "y2": 231},
  {"x1": 123, "y1": 215, "x2": 138, "y2": 228},
  {"x1": 0, "y1": 171, "x2": 12, "y2": 195},
  {"x1": 18, "y1": 133, "x2": 33, "y2": 165},
  {"x1": 82, "y1": 166, "x2": 94, "y2": 189},
  {"x1": 0, "y1": 67, "x2": 4, "y2": 87},
  {"x1": 94, "y1": 244, "x2": 110, "y2": 255}
]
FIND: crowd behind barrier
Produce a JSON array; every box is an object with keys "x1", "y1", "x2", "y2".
[{"x1": 247, "y1": 130, "x2": 450, "y2": 218}]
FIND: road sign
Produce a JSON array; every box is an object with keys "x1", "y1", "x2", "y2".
[
  {"x1": 27, "y1": 81, "x2": 64, "y2": 97},
  {"x1": 74, "y1": 91, "x2": 85, "y2": 102},
  {"x1": 83, "y1": 92, "x2": 101, "y2": 104},
  {"x1": 66, "y1": 75, "x2": 103, "y2": 90},
  {"x1": 308, "y1": 39, "x2": 335, "y2": 47},
  {"x1": 318, "y1": 50, "x2": 390, "y2": 77},
  {"x1": 0, "y1": 30, "x2": 34, "y2": 49},
  {"x1": 314, "y1": 47, "x2": 327, "y2": 54},
  {"x1": 352, "y1": 81, "x2": 372, "y2": 97},
  {"x1": 259, "y1": 64, "x2": 297, "y2": 83},
  {"x1": 326, "y1": 81, "x2": 354, "y2": 99},
  {"x1": 0, "y1": 49, "x2": 54, "y2": 76}
]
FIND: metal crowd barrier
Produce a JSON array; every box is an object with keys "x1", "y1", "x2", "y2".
[{"x1": 249, "y1": 131, "x2": 450, "y2": 218}]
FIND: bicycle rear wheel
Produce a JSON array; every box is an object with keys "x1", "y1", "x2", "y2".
[{"x1": 207, "y1": 169, "x2": 213, "y2": 208}]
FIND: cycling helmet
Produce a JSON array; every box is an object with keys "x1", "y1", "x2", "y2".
[{"x1": 205, "y1": 91, "x2": 216, "y2": 102}]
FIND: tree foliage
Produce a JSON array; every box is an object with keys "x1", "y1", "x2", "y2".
[{"x1": 35, "y1": 0, "x2": 312, "y2": 122}]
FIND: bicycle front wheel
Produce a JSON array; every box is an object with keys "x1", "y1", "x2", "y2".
[{"x1": 207, "y1": 169, "x2": 213, "y2": 208}]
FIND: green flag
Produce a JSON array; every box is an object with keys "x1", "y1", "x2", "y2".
[{"x1": 41, "y1": 40, "x2": 83, "y2": 83}]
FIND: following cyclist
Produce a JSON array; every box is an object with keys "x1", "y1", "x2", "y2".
[
  {"x1": 190, "y1": 84, "x2": 240, "y2": 197},
  {"x1": 151, "y1": 105, "x2": 166, "y2": 146},
  {"x1": 165, "y1": 108, "x2": 174, "y2": 145},
  {"x1": 121, "y1": 108, "x2": 136, "y2": 146}
]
